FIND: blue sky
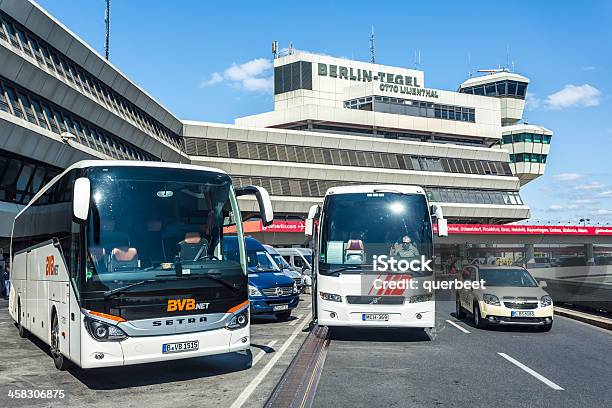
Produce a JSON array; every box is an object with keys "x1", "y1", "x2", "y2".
[{"x1": 37, "y1": 0, "x2": 612, "y2": 224}]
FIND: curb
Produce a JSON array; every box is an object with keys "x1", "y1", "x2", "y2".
[{"x1": 554, "y1": 306, "x2": 612, "y2": 331}]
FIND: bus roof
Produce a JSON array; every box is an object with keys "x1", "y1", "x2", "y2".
[
  {"x1": 325, "y1": 185, "x2": 426, "y2": 197},
  {"x1": 65, "y1": 160, "x2": 227, "y2": 175}
]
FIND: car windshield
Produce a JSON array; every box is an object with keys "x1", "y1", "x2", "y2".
[
  {"x1": 247, "y1": 250, "x2": 280, "y2": 272},
  {"x1": 479, "y1": 268, "x2": 538, "y2": 287},
  {"x1": 82, "y1": 166, "x2": 245, "y2": 293},
  {"x1": 319, "y1": 192, "x2": 432, "y2": 275},
  {"x1": 271, "y1": 254, "x2": 292, "y2": 270}
]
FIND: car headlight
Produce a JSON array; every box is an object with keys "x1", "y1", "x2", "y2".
[
  {"x1": 226, "y1": 311, "x2": 249, "y2": 330},
  {"x1": 483, "y1": 294, "x2": 501, "y2": 306},
  {"x1": 409, "y1": 294, "x2": 433, "y2": 303},
  {"x1": 84, "y1": 317, "x2": 128, "y2": 342},
  {"x1": 292, "y1": 282, "x2": 299, "y2": 294},
  {"x1": 540, "y1": 295, "x2": 553, "y2": 307},
  {"x1": 248, "y1": 284, "x2": 262, "y2": 297},
  {"x1": 319, "y1": 291, "x2": 342, "y2": 302}
]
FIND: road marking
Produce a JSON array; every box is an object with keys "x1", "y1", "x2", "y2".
[
  {"x1": 251, "y1": 340, "x2": 277, "y2": 367},
  {"x1": 498, "y1": 353, "x2": 564, "y2": 390},
  {"x1": 445, "y1": 319, "x2": 471, "y2": 334},
  {"x1": 289, "y1": 313, "x2": 304, "y2": 326},
  {"x1": 230, "y1": 312, "x2": 312, "y2": 408}
]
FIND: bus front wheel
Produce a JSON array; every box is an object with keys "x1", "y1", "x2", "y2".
[{"x1": 50, "y1": 311, "x2": 70, "y2": 370}]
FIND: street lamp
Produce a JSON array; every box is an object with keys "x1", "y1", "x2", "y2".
[{"x1": 579, "y1": 218, "x2": 590, "y2": 227}]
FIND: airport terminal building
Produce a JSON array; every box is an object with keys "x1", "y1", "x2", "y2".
[{"x1": 0, "y1": 0, "x2": 552, "y2": 248}]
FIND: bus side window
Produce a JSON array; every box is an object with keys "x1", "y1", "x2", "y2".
[{"x1": 282, "y1": 255, "x2": 291, "y2": 265}]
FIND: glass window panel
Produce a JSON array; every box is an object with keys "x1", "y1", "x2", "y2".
[
  {"x1": 496, "y1": 81, "x2": 507, "y2": 96},
  {"x1": 5, "y1": 86, "x2": 23, "y2": 117},
  {"x1": 474, "y1": 86, "x2": 485, "y2": 96},
  {"x1": 485, "y1": 84, "x2": 497, "y2": 96},
  {"x1": 507, "y1": 81, "x2": 517, "y2": 95},
  {"x1": 517, "y1": 82, "x2": 527, "y2": 97}
]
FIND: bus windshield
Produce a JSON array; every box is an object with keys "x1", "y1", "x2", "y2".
[
  {"x1": 83, "y1": 166, "x2": 245, "y2": 293},
  {"x1": 319, "y1": 192, "x2": 432, "y2": 275}
]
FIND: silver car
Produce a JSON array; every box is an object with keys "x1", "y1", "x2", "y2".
[{"x1": 456, "y1": 265, "x2": 554, "y2": 331}]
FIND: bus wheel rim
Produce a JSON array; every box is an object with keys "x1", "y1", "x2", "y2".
[{"x1": 51, "y1": 316, "x2": 60, "y2": 356}]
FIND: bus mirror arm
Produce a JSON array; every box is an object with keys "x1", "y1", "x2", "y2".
[
  {"x1": 305, "y1": 205, "x2": 320, "y2": 237},
  {"x1": 235, "y1": 185, "x2": 274, "y2": 226},
  {"x1": 431, "y1": 204, "x2": 448, "y2": 237},
  {"x1": 73, "y1": 177, "x2": 91, "y2": 223}
]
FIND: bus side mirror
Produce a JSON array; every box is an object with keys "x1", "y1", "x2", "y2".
[
  {"x1": 235, "y1": 185, "x2": 274, "y2": 226},
  {"x1": 73, "y1": 177, "x2": 90, "y2": 222},
  {"x1": 431, "y1": 204, "x2": 448, "y2": 237},
  {"x1": 305, "y1": 204, "x2": 320, "y2": 237}
]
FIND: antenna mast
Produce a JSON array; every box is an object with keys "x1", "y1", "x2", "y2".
[
  {"x1": 104, "y1": 0, "x2": 110, "y2": 60},
  {"x1": 370, "y1": 26, "x2": 375, "y2": 63}
]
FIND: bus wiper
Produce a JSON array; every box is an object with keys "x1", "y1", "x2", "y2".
[
  {"x1": 103, "y1": 279, "x2": 158, "y2": 298},
  {"x1": 156, "y1": 273, "x2": 239, "y2": 293},
  {"x1": 103, "y1": 276, "x2": 203, "y2": 298}
]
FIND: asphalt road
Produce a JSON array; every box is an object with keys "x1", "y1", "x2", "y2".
[
  {"x1": 312, "y1": 293, "x2": 612, "y2": 408},
  {"x1": 0, "y1": 296, "x2": 312, "y2": 408}
]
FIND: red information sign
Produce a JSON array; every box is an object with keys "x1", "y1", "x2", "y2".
[{"x1": 226, "y1": 221, "x2": 612, "y2": 236}]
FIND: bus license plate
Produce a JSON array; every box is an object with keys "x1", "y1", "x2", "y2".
[
  {"x1": 511, "y1": 311, "x2": 534, "y2": 317},
  {"x1": 362, "y1": 313, "x2": 389, "y2": 321},
  {"x1": 273, "y1": 304, "x2": 289, "y2": 311},
  {"x1": 162, "y1": 340, "x2": 199, "y2": 354}
]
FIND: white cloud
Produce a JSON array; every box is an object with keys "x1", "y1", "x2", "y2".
[
  {"x1": 554, "y1": 173, "x2": 582, "y2": 182},
  {"x1": 548, "y1": 204, "x2": 564, "y2": 211},
  {"x1": 576, "y1": 199, "x2": 597, "y2": 204},
  {"x1": 224, "y1": 59, "x2": 272, "y2": 82},
  {"x1": 600, "y1": 190, "x2": 612, "y2": 197},
  {"x1": 581, "y1": 66, "x2": 596, "y2": 71},
  {"x1": 199, "y1": 58, "x2": 273, "y2": 93},
  {"x1": 594, "y1": 209, "x2": 612, "y2": 216},
  {"x1": 545, "y1": 84, "x2": 601, "y2": 109},
  {"x1": 574, "y1": 181, "x2": 605, "y2": 191},
  {"x1": 199, "y1": 72, "x2": 223, "y2": 87},
  {"x1": 524, "y1": 92, "x2": 541, "y2": 110}
]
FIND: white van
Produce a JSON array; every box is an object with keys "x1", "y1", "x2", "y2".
[{"x1": 275, "y1": 248, "x2": 312, "y2": 283}]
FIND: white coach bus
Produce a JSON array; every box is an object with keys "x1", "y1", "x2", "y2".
[
  {"x1": 305, "y1": 185, "x2": 448, "y2": 330},
  {"x1": 8, "y1": 160, "x2": 273, "y2": 369}
]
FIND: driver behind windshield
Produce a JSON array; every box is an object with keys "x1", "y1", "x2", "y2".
[
  {"x1": 177, "y1": 231, "x2": 209, "y2": 262},
  {"x1": 389, "y1": 234, "x2": 420, "y2": 258}
]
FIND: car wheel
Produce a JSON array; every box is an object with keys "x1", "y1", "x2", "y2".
[
  {"x1": 473, "y1": 303, "x2": 487, "y2": 329},
  {"x1": 50, "y1": 311, "x2": 70, "y2": 370},
  {"x1": 17, "y1": 300, "x2": 28, "y2": 339},
  {"x1": 276, "y1": 310, "x2": 292, "y2": 321},
  {"x1": 455, "y1": 295, "x2": 465, "y2": 319}
]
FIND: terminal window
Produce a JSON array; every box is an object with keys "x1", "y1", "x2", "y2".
[{"x1": 274, "y1": 61, "x2": 313, "y2": 95}]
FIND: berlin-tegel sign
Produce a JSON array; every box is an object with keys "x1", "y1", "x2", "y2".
[{"x1": 317, "y1": 62, "x2": 439, "y2": 98}]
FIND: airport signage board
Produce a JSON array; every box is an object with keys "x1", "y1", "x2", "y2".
[
  {"x1": 433, "y1": 224, "x2": 612, "y2": 236},
  {"x1": 228, "y1": 221, "x2": 612, "y2": 235},
  {"x1": 317, "y1": 62, "x2": 438, "y2": 98}
]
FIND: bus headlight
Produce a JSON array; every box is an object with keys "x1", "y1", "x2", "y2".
[
  {"x1": 248, "y1": 285, "x2": 262, "y2": 297},
  {"x1": 292, "y1": 283, "x2": 299, "y2": 294},
  {"x1": 226, "y1": 311, "x2": 249, "y2": 330},
  {"x1": 84, "y1": 317, "x2": 128, "y2": 342},
  {"x1": 483, "y1": 294, "x2": 501, "y2": 306},
  {"x1": 540, "y1": 295, "x2": 553, "y2": 307},
  {"x1": 409, "y1": 294, "x2": 433, "y2": 303},
  {"x1": 320, "y1": 292, "x2": 342, "y2": 302}
]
